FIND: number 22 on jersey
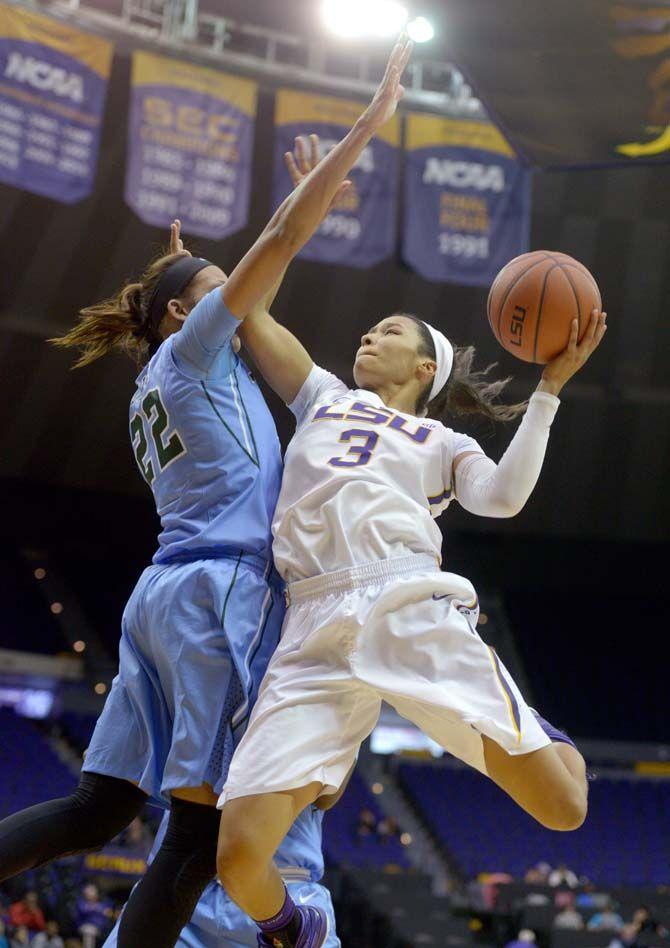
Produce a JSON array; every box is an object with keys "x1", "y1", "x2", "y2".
[{"x1": 131, "y1": 387, "x2": 186, "y2": 485}]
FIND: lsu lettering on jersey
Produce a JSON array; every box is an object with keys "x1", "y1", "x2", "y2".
[
  {"x1": 129, "y1": 288, "x2": 283, "y2": 565},
  {"x1": 272, "y1": 366, "x2": 480, "y2": 582}
]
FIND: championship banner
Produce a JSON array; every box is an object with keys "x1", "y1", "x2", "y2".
[
  {"x1": 402, "y1": 114, "x2": 531, "y2": 287},
  {"x1": 273, "y1": 89, "x2": 400, "y2": 268},
  {"x1": 0, "y1": 4, "x2": 112, "y2": 203},
  {"x1": 126, "y1": 51, "x2": 257, "y2": 239}
]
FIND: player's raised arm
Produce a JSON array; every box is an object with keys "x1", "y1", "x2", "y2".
[
  {"x1": 218, "y1": 38, "x2": 411, "y2": 401},
  {"x1": 239, "y1": 135, "x2": 349, "y2": 405}
]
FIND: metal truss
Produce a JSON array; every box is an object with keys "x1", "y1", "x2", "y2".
[{"x1": 16, "y1": 0, "x2": 485, "y2": 117}]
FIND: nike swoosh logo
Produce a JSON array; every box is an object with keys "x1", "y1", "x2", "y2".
[{"x1": 432, "y1": 593, "x2": 450, "y2": 601}]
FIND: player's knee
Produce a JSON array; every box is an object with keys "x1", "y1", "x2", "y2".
[
  {"x1": 216, "y1": 820, "x2": 265, "y2": 892},
  {"x1": 541, "y1": 785, "x2": 588, "y2": 831}
]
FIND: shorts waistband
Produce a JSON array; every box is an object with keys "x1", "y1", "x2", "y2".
[
  {"x1": 286, "y1": 553, "x2": 439, "y2": 605},
  {"x1": 158, "y1": 548, "x2": 284, "y2": 588}
]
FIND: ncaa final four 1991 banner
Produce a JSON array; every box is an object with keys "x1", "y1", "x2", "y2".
[
  {"x1": 402, "y1": 113, "x2": 531, "y2": 287},
  {"x1": 125, "y1": 51, "x2": 257, "y2": 240},
  {"x1": 273, "y1": 89, "x2": 400, "y2": 268},
  {"x1": 0, "y1": 4, "x2": 112, "y2": 203}
]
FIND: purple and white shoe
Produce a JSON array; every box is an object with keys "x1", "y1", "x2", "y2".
[{"x1": 257, "y1": 906, "x2": 329, "y2": 948}]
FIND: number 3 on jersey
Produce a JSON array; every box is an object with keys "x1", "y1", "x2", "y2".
[
  {"x1": 329, "y1": 428, "x2": 379, "y2": 468},
  {"x1": 131, "y1": 388, "x2": 186, "y2": 485}
]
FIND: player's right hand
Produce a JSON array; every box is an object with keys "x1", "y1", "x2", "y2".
[
  {"x1": 360, "y1": 35, "x2": 412, "y2": 132},
  {"x1": 169, "y1": 219, "x2": 191, "y2": 257},
  {"x1": 539, "y1": 309, "x2": 607, "y2": 396},
  {"x1": 284, "y1": 134, "x2": 352, "y2": 211}
]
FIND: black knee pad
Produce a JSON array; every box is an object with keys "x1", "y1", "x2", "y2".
[
  {"x1": 161, "y1": 797, "x2": 221, "y2": 885},
  {"x1": 0, "y1": 771, "x2": 146, "y2": 882},
  {"x1": 117, "y1": 799, "x2": 221, "y2": 947},
  {"x1": 71, "y1": 772, "x2": 148, "y2": 848}
]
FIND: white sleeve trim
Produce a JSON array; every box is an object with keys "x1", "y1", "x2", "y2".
[{"x1": 454, "y1": 391, "x2": 560, "y2": 518}]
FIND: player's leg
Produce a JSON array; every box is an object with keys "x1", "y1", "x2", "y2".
[
  {"x1": 365, "y1": 572, "x2": 587, "y2": 831},
  {"x1": 0, "y1": 771, "x2": 147, "y2": 882},
  {"x1": 216, "y1": 668, "x2": 378, "y2": 944},
  {"x1": 217, "y1": 783, "x2": 324, "y2": 938},
  {"x1": 482, "y1": 737, "x2": 587, "y2": 830},
  {"x1": 117, "y1": 561, "x2": 282, "y2": 947},
  {"x1": 481, "y1": 711, "x2": 588, "y2": 829},
  {"x1": 117, "y1": 790, "x2": 221, "y2": 947},
  {"x1": 105, "y1": 878, "x2": 340, "y2": 948}
]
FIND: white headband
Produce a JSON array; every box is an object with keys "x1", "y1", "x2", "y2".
[{"x1": 423, "y1": 321, "x2": 454, "y2": 402}]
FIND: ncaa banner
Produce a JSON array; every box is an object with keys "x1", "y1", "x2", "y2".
[
  {"x1": 273, "y1": 89, "x2": 400, "y2": 268},
  {"x1": 402, "y1": 114, "x2": 531, "y2": 287},
  {"x1": 126, "y1": 51, "x2": 257, "y2": 240},
  {"x1": 0, "y1": 4, "x2": 112, "y2": 203}
]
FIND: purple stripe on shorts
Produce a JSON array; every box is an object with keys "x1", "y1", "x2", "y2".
[{"x1": 489, "y1": 648, "x2": 522, "y2": 739}]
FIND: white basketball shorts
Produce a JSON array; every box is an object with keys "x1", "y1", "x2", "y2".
[{"x1": 219, "y1": 553, "x2": 550, "y2": 806}]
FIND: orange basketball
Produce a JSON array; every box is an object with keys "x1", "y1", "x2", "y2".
[{"x1": 487, "y1": 251, "x2": 602, "y2": 364}]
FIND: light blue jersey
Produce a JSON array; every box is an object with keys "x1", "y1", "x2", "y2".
[
  {"x1": 129, "y1": 287, "x2": 283, "y2": 565},
  {"x1": 84, "y1": 286, "x2": 286, "y2": 804},
  {"x1": 103, "y1": 807, "x2": 340, "y2": 948}
]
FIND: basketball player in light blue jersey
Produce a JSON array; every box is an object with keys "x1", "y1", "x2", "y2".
[
  {"x1": 0, "y1": 38, "x2": 411, "y2": 948},
  {"x1": 103, "y1": 796, "x2": 344, "y2": 948}
]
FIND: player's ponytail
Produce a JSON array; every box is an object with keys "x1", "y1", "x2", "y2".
[
  {"x1": 49, "y1": 250, "x2": 189, "y2": 368},
  {"x1": 405, "y1": 314, "x2": 528, "y2": 423}
]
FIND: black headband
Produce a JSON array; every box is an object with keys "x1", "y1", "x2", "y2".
[{"x1": 147, "y1": 256, "x2": 214, "y2": 332}]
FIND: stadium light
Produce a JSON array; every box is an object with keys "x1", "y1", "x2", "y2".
[
  {"x1": 407, "y1": 15, "x2": 434, "y2": 43},
  {"x1": 322, "y1": 0, "x2": 408, "y2": 39}
]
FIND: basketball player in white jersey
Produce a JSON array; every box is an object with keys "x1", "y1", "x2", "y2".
[{"x1": 213, "y1": 140, "x2": 607, "y2": 948}]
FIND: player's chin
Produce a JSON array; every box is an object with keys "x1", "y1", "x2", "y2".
[{"x1": 353, "y1": 356, "x2": 379, "y2": 389}]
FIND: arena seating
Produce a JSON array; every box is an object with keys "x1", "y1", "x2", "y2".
[
  {"x1": 322, "y1": 771, "x2": 411, "y2": 871},
  {"x1": 398, "y1": 762, "x2": 670, "y2": 886},
  {"x1": 0, "y1": 708, "x2": 76, "y2": 818},
  {"x1": 351, "y1": 869, "x2": 486, "y2": 948}
]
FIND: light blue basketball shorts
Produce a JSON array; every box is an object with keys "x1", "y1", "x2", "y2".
[
  {"x1": 102, "y1": 877, "x2": 340, "y2": 948},
  {"x1": 83, "y1": 556, "x2": 284, "y2": 807}
]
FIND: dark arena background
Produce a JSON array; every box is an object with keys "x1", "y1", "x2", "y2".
[{"x1": 0, "y1": 1, "x2": 669, "y2": 946}]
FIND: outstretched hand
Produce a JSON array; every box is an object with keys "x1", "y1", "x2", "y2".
[
  {"x1": 169, "y1": 219, "x2": 191, "y2": 257},
  {"x1": 539, "y1": 309, "x2": 608, "y2": 396},
  {"x1": 284, "y1": 134, "x2": 352, "y2": 209},
  {"x1": 362, "y1": 34, "x2": 412, "y2": 132}
]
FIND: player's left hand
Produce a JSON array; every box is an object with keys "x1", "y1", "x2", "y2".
[
  {"x1": 169, "y1": 219, "x2": 191, "y2": 256},
  {"x1": 284, "y1": 134, "x2": 353, "y2": 210},
  {"x1": 539, "y1": 309, "x2": 607, "y2": 396}
]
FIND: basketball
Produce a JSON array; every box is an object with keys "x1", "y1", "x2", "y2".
[{"x1": 487, "y1": 251, "x2": 602, "y2": 364}]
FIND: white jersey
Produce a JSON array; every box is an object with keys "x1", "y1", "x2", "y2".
[{"x1": 272, "y1": 366, "x2": 482, "y2": 582}]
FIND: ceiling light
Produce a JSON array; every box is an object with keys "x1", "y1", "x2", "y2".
[
  {"x1": 407, "y1": 16, "x2": 434, "y2": 43},
  {"x1": 322, "y1": 0, "x2": 408, "y2": 39}
]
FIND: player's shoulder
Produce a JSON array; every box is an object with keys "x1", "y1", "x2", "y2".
[
  {"x1": 290, "y1": 364, "x2": 348, "y2": 423},
  {"x1": 418, "y1": 412, "x2": 451, "y2": 440}
]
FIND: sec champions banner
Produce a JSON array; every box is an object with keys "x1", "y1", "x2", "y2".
[
  {"x1": 402, "y1": 114, "x2": 531, "y2": 287},
  {"x1": 273, "y1": 89, "x2": 400, "y2": 268},
  {"x1": 126, "y1": 51, "x2": 257, "y2": 239},
  {"x1": 0, "y1": 4, "x2": 112, "y2": 203}
]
